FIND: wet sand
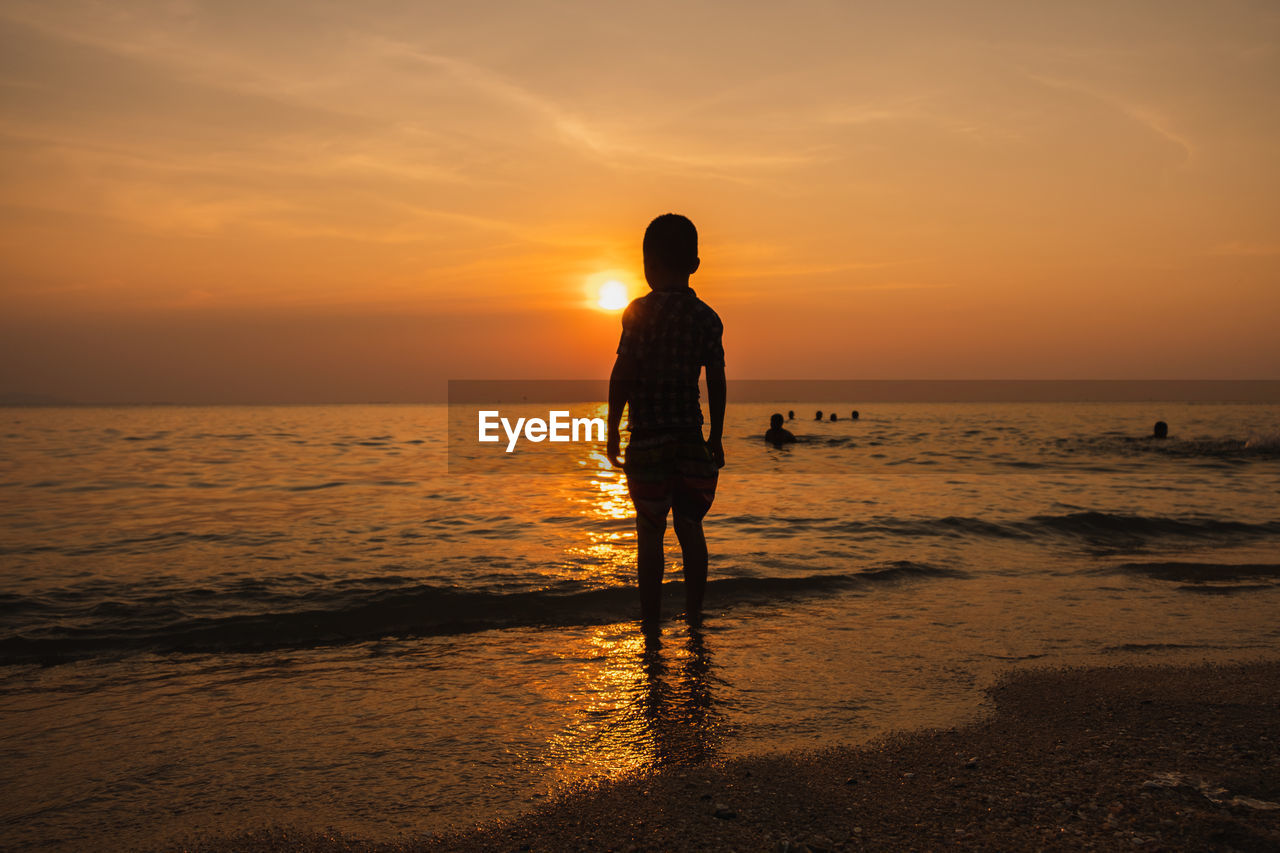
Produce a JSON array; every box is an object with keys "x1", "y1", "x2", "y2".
[{"x1": 185, "y1": 660, "x2": 1280, "y2": 852}]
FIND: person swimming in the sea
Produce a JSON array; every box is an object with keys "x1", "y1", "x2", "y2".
[
  {"x1": 764, "y1": 413, "x2": 797, "y2": 446},
  {"x1": 814, "y1": 410, "x2": 823, "y2": 421}
]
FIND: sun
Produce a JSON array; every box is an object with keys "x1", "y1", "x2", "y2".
[{"x1": 597, "y1": 280, "x2": 629, "y2": 311}]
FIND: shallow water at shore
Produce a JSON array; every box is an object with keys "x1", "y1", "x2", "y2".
[{"x1": 2, "y1": 402, "x2": 1278, "y2": 849}]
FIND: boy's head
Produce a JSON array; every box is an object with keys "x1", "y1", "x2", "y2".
[
  {"x1": 643, "y1": 213, "x2": 699, "y2": 288},
  {"x1": 770, "y1": 413, "x2": 784, "y2": 429}
]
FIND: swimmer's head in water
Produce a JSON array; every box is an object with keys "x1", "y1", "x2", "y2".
[
  {"x1": 770, "y1": 413, "x2": 784, "y2": 429},
  {"x1": 1153, "y1": 420, "x2": 1168, "y2": 439}
]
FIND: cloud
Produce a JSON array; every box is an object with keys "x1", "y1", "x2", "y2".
[
  {"x1": 383, "y1": 43, "x2": 610, "y2": 152},
  {"x1": 1025, "y1": 72, "x2": 1195, "y2": 166},
  {"x1": 382, "y1": 39, "x2": 822, "y2": 179},
  {"x1": 1208, "y1": 241, "x2": 1280, "y2": 257}
]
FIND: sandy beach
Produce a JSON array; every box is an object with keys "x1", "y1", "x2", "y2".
[{"x1": 184, "y1": 659, "x2": 1280, "y2": 852}]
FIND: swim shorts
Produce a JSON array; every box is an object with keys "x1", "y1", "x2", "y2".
[{"x1": 623, "y1": 429, "x2": 719, "y2": 528}]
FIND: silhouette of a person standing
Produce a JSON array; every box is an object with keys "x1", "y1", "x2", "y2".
[{"x1": 607, "y1": 214, "x2": 725, "y2": 633}]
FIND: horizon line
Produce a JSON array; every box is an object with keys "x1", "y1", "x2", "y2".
[{"x1": 7, "y1": 379, "x2": 1280, "y2": 406}]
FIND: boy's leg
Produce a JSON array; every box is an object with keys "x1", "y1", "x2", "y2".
[
  {"x1": 670, "y1": 434, "x2": 718, "y2": 625},
  {"x1": 672, "y1": 513, "x2": 707, "y2": 622},
  {"x1": 624, "y1": 442, "x2": 673, "y2": 633},
  {"x1": 635, "y1": 508, "x2": 667, "y2": 632}
]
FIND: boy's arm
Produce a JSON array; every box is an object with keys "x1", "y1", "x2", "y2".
[
  {"x1": 706, "y1": 362, "x2": 726, "y2": 468},
  {"x1": 606, "y1": 352, "x2": 635, "y2": 468}
]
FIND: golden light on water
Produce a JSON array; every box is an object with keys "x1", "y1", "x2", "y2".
[
  {"x1": 574, "y1": 405, "x2": 632, "y2": 526},
  {"x1": 455, "y1": 403, "x2": 721, "y2": 785},
  {"x1": 562, "y1": 420, "x2": 634, "y2": 586},
  {"x1": 540, "y1": 433, "x2": 722, "y2": 781},
  {"x1": 542, "y1": 624, "x2": 723, "y2": 786},
  {"x1": 592, "y1": 473, "x2": 632, "y2": 527}
]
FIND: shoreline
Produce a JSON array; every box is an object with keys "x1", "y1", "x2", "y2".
[{"x1": 185, "y1": 658, "x2": 1280, "y2": 852}]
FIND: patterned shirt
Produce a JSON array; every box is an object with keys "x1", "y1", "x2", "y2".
[{"x1": 616, "y1": 287, "x2": 724, "y2": 431}]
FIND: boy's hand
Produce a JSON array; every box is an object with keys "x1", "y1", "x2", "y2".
[
  {"x1": 708, "y1": 436, "x2": 725, "y2": 469},
  {"x1": 607, "y1": 429, "x2": 623, "y2": 468},
  {"x1": 607, "y1": 353, "x2": 632, "y2": 470}
]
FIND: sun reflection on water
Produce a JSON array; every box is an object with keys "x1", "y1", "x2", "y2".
[
  {"x1": 588, "y1": 466, "x2": 632, "y2": 526},
  {"x1": 537, "y1": 405, "x2": 725, "y2": 785},
  {"x1": 557, "y1": 420, "x2": 635, "y2": 586},
  {"x1": 541, "y1": 624, "x2": 725, "y2": 789}
]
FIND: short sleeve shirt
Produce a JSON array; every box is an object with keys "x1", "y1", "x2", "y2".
[{"x1": 616, "y1": 287, "x2": 724, "y2": 431}]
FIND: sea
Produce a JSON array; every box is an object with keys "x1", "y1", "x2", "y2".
[{"x1": 2, "y1": 400, "x2": 1279, "y2": 850}]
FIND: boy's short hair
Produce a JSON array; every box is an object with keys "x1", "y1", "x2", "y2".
[{"x1": 643, "y1": 213, "x2": 698, "y2": 271}]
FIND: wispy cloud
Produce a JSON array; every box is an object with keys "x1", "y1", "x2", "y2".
[
  {"x1": 1208, "y1": 241, "x2": 1280, "y2": 257},
  {"x1": 383, "y1": 40, "x2": 822, "y2": 178},
  {"x1": 1025, "y1": 72, "x2": 1195, "y2": 166},
  {"x1": 722, "y1": 258, "x2": 921, "y2": 280}
]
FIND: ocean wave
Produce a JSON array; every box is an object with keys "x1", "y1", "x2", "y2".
[
  {"x1": 0, "y1": 529, "x2": 288, "y2": 557},
  {"x1": 720, "y1": 511, "x2": 1280, "y2": 551},
  {"x1": 9, "y1": 510, "x2": 1273, "y2": 563},
  {"x1": 1024, "y1": 512, "x2": 1280, "y2": 539},
  {"x1": 0, "y1": 562, "x2": 960, "y2": 665},
  {"x1": 1105, "y1": 561, "x2": 1280, "y2": 583},
  {"x1": 1245, "y1": 431, "x2": 1280, "y2": 451},
  {"x1": 1099, "y1": 560, "x2": 1280, "y2": 597},
  {"x1": 1018, "y1": 513, "x2": 1280, "y2": 555},
  {"x1": 1058, "y1": 434, "x2": 1280, "y2": 461},
  {"x1": 1176, "y1": 584, "x2": 1275, "y2": 595},
  {"x1": 1102, "y1": 642, "x2": 1224, "y2": 653}
]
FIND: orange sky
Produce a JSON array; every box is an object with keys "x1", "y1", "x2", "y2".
[{"x1": 1, "y1": 1, "x2": 1277, "y2": 402}]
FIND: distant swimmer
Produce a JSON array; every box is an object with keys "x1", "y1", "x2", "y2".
[
  {"x1": 1152, "y1": 420, "x2": 1168, "y2": 439},
  {"x1": 787, "y1": 410, "x2": 795, "y2": 420},
  {"x1": 764, "y1": 413, "x2": 797, "y2": 446},
  {"x1": 815, "y1": 410, "x2": 823, "y2": 421},
  {"x1": 829, "y1": 412, "x2": 838, "y2": 422},
  {"x1": 850, "y1": 410, "x2": 859, "y2": 420}
]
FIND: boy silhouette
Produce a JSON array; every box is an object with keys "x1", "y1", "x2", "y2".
[{"x1": 607, "y1": 214, "x2": 725, "y2": 633}]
